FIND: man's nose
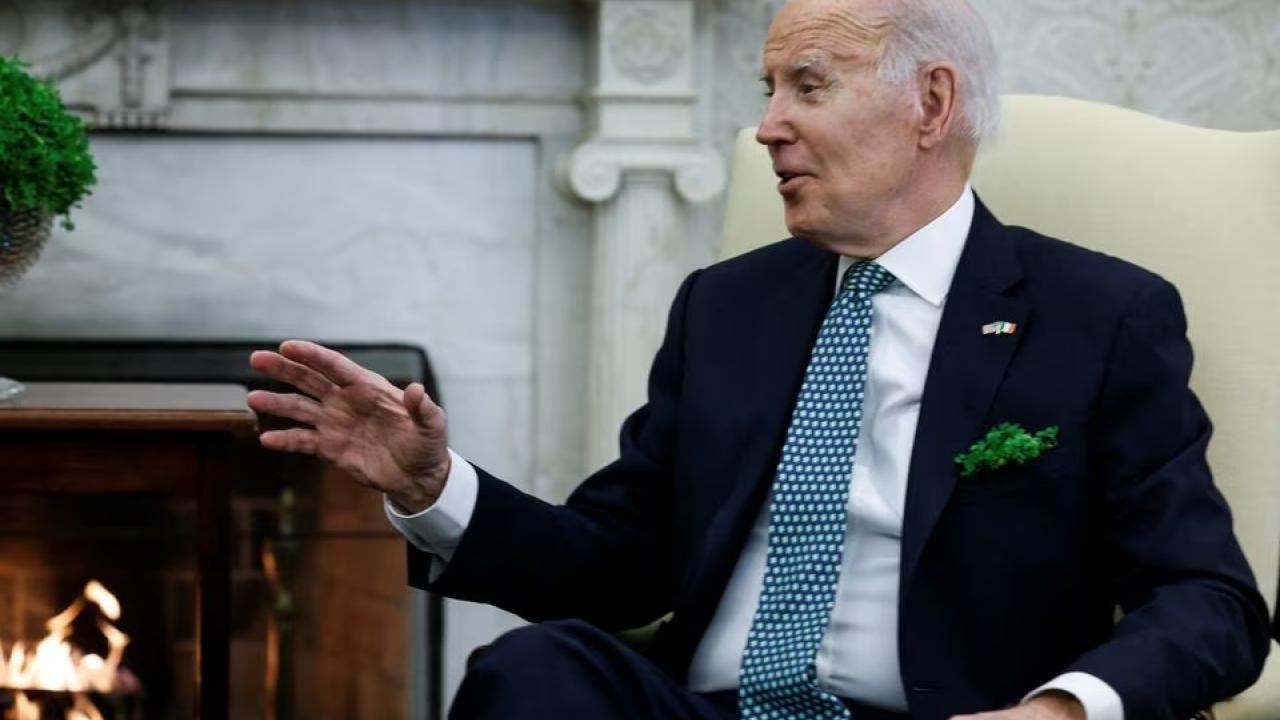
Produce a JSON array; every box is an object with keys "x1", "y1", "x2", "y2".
[{"x1": 756, "y1": 96, "x2": 794, "y2": 147}]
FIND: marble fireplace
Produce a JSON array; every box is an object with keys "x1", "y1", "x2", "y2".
[{"x1": 0, "y1": 0, "x2": 726, "y2": 713}]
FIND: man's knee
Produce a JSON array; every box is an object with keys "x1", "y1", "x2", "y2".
[
  {"x1": 453, "y1": 620, "x2": 613, "y2": 718},
  {"x1": 473, "y1": 619, "x2": 600, "y2": 672}
]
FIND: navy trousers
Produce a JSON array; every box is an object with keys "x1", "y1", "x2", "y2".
[{"x1": 451, "y1": 619, "x2": 911, "y2": 720}]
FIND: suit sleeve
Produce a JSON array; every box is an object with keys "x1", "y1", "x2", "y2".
[
  {"x1": 1065, "y1": 278, "x2": 1271, "y2": 719},
  {"x1": 405, "y1": 270, "x2": 701, "y2": 631}
]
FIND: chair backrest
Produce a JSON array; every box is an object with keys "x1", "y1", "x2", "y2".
[{"x1": 720, "y1": 94, "x2": 1280, "y2": 630}]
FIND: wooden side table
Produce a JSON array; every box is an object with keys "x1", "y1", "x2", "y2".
[{"x1": 0, "y1": 383, "x2": 255, "y2": 720}]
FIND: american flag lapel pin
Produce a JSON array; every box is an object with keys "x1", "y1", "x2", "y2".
[{"x1": 982, "y1": 321, "x2": 1018, "y2": 336}]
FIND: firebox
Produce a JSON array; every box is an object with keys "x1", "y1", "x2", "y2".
[{"x1": 0, "y1": 342, "x2": 443, "y2": 720}]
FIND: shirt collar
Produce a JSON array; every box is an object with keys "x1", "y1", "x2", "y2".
[{"x1": 836, "y1": 185, "x2": 974, "y2": 308}]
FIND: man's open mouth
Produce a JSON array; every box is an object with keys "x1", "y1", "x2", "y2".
[{"x1": 777, "y1": 172, "x2": 808, "y2": 195}]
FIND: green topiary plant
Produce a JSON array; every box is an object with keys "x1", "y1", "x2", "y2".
[
  {"x1": 0, "y1": 55, "x2": 97, "y2": 231},
  {"x1": 0, "y1": 57, "x2": 97, "y2": 400}
]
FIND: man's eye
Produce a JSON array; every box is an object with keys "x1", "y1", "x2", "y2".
[{"x1": 799, "y1": 83, "x2": 820, "y2": 95}]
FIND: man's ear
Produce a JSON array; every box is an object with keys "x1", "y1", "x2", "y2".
[{"x1": 917, "y1": 62, "x2": 960, "y2": 150}]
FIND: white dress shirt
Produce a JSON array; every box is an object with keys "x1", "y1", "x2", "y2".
[{"x1": 386, "y1": 186, "x2": 1124, "y2": 719}]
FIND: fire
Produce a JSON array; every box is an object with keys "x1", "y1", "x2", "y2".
[{"x1": 0, "y1": 581, "x2": 130, "y2": 720}]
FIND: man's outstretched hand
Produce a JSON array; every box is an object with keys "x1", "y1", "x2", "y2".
[{"x1": 248, "y1": 340, "x2": 450, "y2": 513}]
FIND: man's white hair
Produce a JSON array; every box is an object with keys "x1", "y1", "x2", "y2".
[{"x1": 875, "y1": 0, "x2": 1001, "y2": 143}]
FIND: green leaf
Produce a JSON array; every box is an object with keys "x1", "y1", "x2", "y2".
[
  {"x1": 953, "y1": 422, "x2": 1061, "y2": 477},
  {"x1": 0, "y1": 55, "x2": 97, "y2": 230}
]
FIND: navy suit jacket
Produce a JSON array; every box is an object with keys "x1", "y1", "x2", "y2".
[{"x1": 412, "y1": 200, "x2": 1270, "y2": 719}]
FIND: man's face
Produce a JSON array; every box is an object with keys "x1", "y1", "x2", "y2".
[{"x1": 758, "y1": 0, "x2": 921, "y2": 252}]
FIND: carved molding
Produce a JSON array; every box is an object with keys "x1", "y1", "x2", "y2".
[
  {"x1": 607, "y1": 5, "x2": 687, "y2": 85},
  {"x1": 560, "y1": 139, "x2": 725, "y2": 204},
  {"x1": 25, "y1": 8, "x2": 120, "y2": 82},
  {"x1": 568, "y1": 0, "x2": 721, "y2": 204},
  {"x1": 0, "y1": 1, "x2": 170, "y2": 130},
  {"x1": 0, "y1": 0, "x2": 594, "y2": 137},
  {"x1": 597, "y1": 0, "x2": 694, "y2": 99}
]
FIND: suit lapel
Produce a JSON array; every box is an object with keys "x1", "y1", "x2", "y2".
[
  {"x1": 698, "y1": 242, "x2": 836, "y2": 591},
  {"x1": 899, "y1": 200, "x2": 1028, "y2": 595},
  {"x1": 740, "y1": 246, "x2": 839, "y2": 505},
  {"x1": 673, "y1": 243, "x2": 835, "y2": 672}
]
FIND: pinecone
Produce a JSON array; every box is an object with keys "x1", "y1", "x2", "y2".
[{"x1": 0, "y1": 208, "x2": 53, "y2": 287}]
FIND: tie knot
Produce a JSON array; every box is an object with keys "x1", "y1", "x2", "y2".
[{"x1": 841, "y1": 261, "x2": 894, "y2": 298}]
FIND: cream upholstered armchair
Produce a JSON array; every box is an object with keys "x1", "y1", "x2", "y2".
[{"x1": 719, "y1": 94, "x2": 1280, "y2": 719}]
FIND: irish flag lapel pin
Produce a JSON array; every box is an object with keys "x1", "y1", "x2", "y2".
[{"x1": 982, "y1": 321, "x2": 1018, "y2": 336}]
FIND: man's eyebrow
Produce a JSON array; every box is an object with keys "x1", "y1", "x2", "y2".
[{"x1": 760, "y1": 58, "x2": 829, "y2": 84}]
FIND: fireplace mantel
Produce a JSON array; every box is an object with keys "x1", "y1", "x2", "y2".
[{"x1": 0, "y1": 382, "x2": 254, "y2": 433}]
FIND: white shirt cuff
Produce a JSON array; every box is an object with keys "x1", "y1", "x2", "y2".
[
  {"x1": 384, "y1": 448, "x2": 479, "y2": 565},
  {"x1": 1025, "y1": 671, "x2": 1124, "y2": 720}
]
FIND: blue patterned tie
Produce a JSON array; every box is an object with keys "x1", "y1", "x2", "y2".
[{"x1": 739, "y1": 261, "x2": 895, "y2": 720}]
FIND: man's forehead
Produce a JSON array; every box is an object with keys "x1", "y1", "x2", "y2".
[{"x1": 762, "y1": 0, "x2": 890, "y2": 68}]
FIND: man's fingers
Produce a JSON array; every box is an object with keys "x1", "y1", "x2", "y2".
[
  {"x1": 259, "y1": 428, "x2": 319, "y2": 455},
  {"x1": 402, "y1": 382, "x2": 445, "y2": 429},
  {"x1": 248, "y1": 390, "x2": 322, "y2": 426},
  {"x1": 250, "y1": 350, "x2": 338, "y2": 399},
  {"x1": 402, "y1": 383, "x2": 423, "y2": 422},
  {"x1": 278, "y1": 340, "x2": 369, "y2": 388}
]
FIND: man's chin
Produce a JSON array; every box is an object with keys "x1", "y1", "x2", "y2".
[
  {"x1": 784, "y1": 215, "x2": 826, "y2": 245},
  {"x1": 785, "y1": 224, "x2": 853, "y2": 256},
  {"x1": 783, "y1": 211, "x2": 814, "y2": 239}
]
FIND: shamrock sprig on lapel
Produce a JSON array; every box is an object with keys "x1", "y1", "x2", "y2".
[{"x1": 954, "y1": 422, "x2": 1059, "y2": 478}]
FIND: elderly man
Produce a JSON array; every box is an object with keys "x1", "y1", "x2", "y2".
[{"x1": 248, "y1": 0, "x2": 1270, "y2": 718}]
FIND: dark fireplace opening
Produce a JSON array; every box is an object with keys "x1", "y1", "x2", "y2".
[
  {"x1": 0, "y1": 340, "x2": 444, "y2": 720},
  {"x1": 0, "y1": 493, "x2": 200, "y2": 720}
]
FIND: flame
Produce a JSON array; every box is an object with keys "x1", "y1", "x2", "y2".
[
  {"x1": 81, "y1": 583, "x2": 118, "y2": 622},
  {"x1": 13, "y1": 692, "x2": 38, "y2": 720},
  {"x1": 1, "y1": 581, "x2": 128, "y2": 720}
]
